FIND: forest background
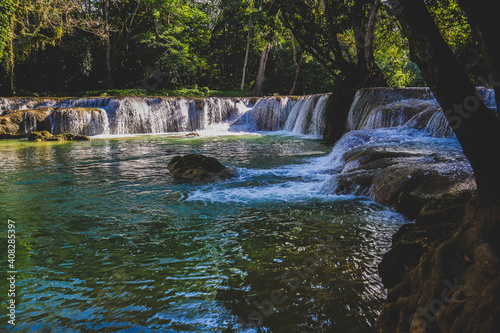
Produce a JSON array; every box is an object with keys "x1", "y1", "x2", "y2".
[{"x1": 0, "y1": 0, "x2": 487, "y2": 98}]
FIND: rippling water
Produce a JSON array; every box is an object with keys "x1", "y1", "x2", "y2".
[{"x1": 0, "y1": 134, "x2": 406, "y2": 332}]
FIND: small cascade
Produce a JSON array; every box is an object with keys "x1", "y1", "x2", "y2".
[
  {"x1": 350, "y1": 98, "x2": 440, "y2": 131},
  {"x1": 51, "y1": 108, "x2": 110, "y2": 136},
  {"x1": 230, "y1": 96, "x2": 295, "y2": 131},
  {"x1": 348, "y1": 87, "x2": 497, "y2": 138},
  {"x1": 284, "y1": 94, "x2": 328, "y2": 136},
  {"x1": 424, "y1": 112, "x2": 455, "y2": 138},
  {"x1": 106, "y1": 97, "x2": 191, "y2": 134},
  {"x1": 348, "y1": 88, "x2": 435, "y2": 131},
  {"x1": 230, "y1": 94, "x2": 328, "y2": 136},
  {"x1": 191, "y1": 98, "x2": 250, "y2": 131},
  {"x1": 0, "y1": 98, "x2": 57, "y2": 115},
  {"x1": 22, "y1": 112, "x2": 43, "y2": 134},
  {"x1": 57, "y1": 97, "x2": 113, "y2": 109}
]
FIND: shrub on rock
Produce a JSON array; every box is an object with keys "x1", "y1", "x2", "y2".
[{"x1": 28, "y1": 131, "x2": 91, "y2": 142}]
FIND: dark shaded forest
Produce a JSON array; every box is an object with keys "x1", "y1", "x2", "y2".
[{"x1": 0, "y1": 0, "x2": 489, "y2": 97}]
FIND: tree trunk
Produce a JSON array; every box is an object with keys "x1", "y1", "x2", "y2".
[
  {"x1": 378, "y1": 1, "x2": 500, "y2": 332},
  {"x1": 457, "y1": 0, "x2": 500, "y2": 108},
  {"x1": 323, "y1": 77, "x2": 358, "y2": 143},
  {"x1": 252, "y1": 43, "x2": 271, "y2": 97},
  {"x1": 0, "y1": 69, "x2": 14, "y2": 97},
  {"x1": 393, "y1": 0, "x2": 500, "y2": 198},
  {"x1": 103, "y1": 0, "x2": 112, "y2": 89},
  {"x1": 323, "y1": 61, "x2": 385, "y2": 143},
  {"x1": 289, "y1": 31, "x2": 302, "y2": 95},
  {"x1": 240, "y1": 13, "x2": 252, "y2": 91},
  {"x1": 365, "y1": 0, "x2": 380, "y2": 71}
]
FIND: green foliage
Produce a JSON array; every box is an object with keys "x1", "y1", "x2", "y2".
[
  {"x1": 374, "y1": 11, "x2": 425, "y2": 87},
  {"x1": 0, "y1": 0, "x2": 15, "y2": 61},
  {"x1": 2, "y1": 0, "x2": 491, "y2": 96},
  {"x1": 427, "y1": 0, "x2": 486, "y2": 83},
  {"x1": 77, "y1": 87, "x2": 252, "y2": 98}
]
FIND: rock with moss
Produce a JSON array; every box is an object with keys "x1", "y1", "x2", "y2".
[
  {"x1": 167, "y1": 154, "x2": 236, "y2": 181},
  {"x1": 28, "y1": 131, "x2": 91, "y2": 142},
  {"x1": 0, "y1": 108, "x2": 53, "y2": 139}
]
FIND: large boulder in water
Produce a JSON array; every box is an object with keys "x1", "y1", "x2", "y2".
[{"x1": 167, "y1": 154, "x2": 236, "y2": 181}]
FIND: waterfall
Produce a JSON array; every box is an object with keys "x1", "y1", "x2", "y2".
[
  {"x1": 230, "y1": 94, "x2": 328, "y2": 136},
  {"x1": 0, "y1": 98, "x2": 57, "y2": 115},
  {"x1": 347, "y1": 88, "x2": 434, "y2": 131},
  {"x1": 51, "y1": 108, "x2": 110, "y2": 136},
  {"x1": 348, "y1": 87, "x2": 497, "y2": 138},
  {"x1": 284, "y1": 94, "x2": 328, "y2": 136},
  {"x1": 1, "y1": 96, "x2": 255, "y2": 137},
  {"x1": 2, "y1": 88, "x2": 495, "y2": 138},
  {"x1": 230, "y1": 96, "x2": 295, "y2": 132}
]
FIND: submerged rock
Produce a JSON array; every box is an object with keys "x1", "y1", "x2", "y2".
[
  {"x1": 167, "y1": 154, "x2": 236, "y2": 181},
  {"x1": 28, "y1": 131, "x2": 91, "y2": 142}
]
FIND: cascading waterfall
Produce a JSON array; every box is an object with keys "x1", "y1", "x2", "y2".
[
  {"x1": 0, "y1": 97, "x2": 254, "y2": 136},
  {"x1": 51, "y1": 108, "x2": 110, "y2": 136},
  {"x1": 348, "y1": 87, "x2": 497, "y2": 138},
  {"x1": 0, "y1": 98, "x2": 57, "y2": 115},
  {"x1": 1, "y1": 88, "x2": 496, "y2": 138},
  {"x1": 317, "y1": 87, "x2": 497, "y2": 204},
  {"x1": 230, "y1": 96, "x2": 296, "y2": 131},
  {"x1": 230, "y1": 94, "x2": 328, "y2": 135},
  {"x1": 284, "y1": 94, "x2": 328, "y2": 136}
]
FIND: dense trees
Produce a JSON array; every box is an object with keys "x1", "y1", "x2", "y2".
[
  {"x1": 1, "y1": 0, "x2": 334, "y2": 96},
  {"x1": 0, "y1": 0, "x2": 488, "y2": 100},
  {"x1": 270, "y1": 0, "x2": 389, "y2": 141}
]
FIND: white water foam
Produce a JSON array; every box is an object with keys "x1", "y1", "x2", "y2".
[
  {"x1": 187, "y1": 181, "x2": 344, "y2": 203},
  {"x1": 186, "y1": 155, "x2": 339, "y2": 204}
]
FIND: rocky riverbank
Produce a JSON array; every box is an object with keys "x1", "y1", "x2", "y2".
[
  {"x1": 319, "y1": 127, "x2": 491, "y2": 332},
  {"x1": 316, "y1": 87, "x2": 499, "y2": 332}
]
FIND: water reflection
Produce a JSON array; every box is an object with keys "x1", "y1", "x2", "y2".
[{"x1": 0, "y1": 135, "x2": 404, "y2": 332}]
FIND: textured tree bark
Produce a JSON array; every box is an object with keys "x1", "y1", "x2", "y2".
[
  {"x1": 378, "y1": 1, "x2": 500, "y2": 332},
  {"x1": 394, "y1": 0, "x2": 500, "y2": 198},
  {"x1": 240, "y1": 13, "x2": 252, "y2": 91},
  {"x1": 457, "y1": 0, "x2": 500, "y2": 108},
  {"x1": 289, "y1": 31, "x2": 302, "y2": 95},
  {"x1": 103, "y1": 0, "x2": 112, "y2": 89},
  {"x1": 322, "y1": 0, "x2": 386, "y2": 143},
  {"x1": 365, "y1": 0, "x2": 380, "y2": 71},
  {"x1": 252, "y1": 43, "x2": 271, "y2": 96}
]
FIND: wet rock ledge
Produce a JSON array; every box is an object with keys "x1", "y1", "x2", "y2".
[{"x1": 319, "y1": 129, "x2": 478, "y2": 330}]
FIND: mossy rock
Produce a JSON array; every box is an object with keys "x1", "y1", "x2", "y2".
[
  {"x1": 28, "y1": 131, "x2": 58, "y2": 141},
  {"x1": 59, "y1": 133, "x2": 92, "y2": 141},
  {"x1": 167, "y1": 154, "x2": 236, "y2": 182},
  {"x1": 0, "y1": 108, "x2": 53, "y2": 138},
  {"x1": 28, "y1": 131, "x2": 91, "y2": 142}
]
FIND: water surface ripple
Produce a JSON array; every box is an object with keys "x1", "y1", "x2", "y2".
[{"x1": 0, "y1": 134, "x2": 406, "y2": 332}]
